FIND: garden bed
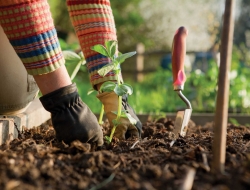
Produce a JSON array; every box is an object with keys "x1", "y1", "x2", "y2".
[{"x1": 0, "y1": 116, "x2": 250, "y2": 190}]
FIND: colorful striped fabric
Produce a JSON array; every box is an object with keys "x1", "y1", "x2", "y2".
[
  {"x1": 67, "y1": 0, "x2": 119, "y2": 87},
  {"x1": 0, "y1": 0, "x2": 65, "y2": 75}
]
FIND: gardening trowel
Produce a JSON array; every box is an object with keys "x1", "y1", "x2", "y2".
[{"x1": 170, "y1": 26, "x2": 192, "y2": 147}]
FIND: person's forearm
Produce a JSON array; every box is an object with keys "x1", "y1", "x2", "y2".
[
  {"x1": 33, "y1": 66, "x2": 72, "y2": 95},
  {"x1": 0, "y1": 0, "x2": 65, "y2": 75},
  {"x1": 0, "y1": 0, "x2": 72, "y2": 95},
  {"x1": 67, "y1": 0, "x2": 118, "y2": 88}
]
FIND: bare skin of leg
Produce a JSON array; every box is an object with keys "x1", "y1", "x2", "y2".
[{"x1": 33, "y1": 65, "x2": 72, "y2": 95}]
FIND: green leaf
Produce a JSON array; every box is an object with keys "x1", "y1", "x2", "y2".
[
  {"x1": 105, "y1": 40, "x2": 117, "y2": 58},
  {"x1": 79, "y1": 64, "x2": 87, "y2": 72},
  {"x1": 119, "y1": 83, "x2": 133, "y2": 95},
  {"x1": 65, "y1": 63, "x2": 77, "y2": 77},
  {"x1": 119, "y1": 110, "x2": 128, "y2": 118},
  {"x1": 113, "y1": 62, "x2": 121, "y2": 70},
  {"x1": 80, "y1": 59, "x2": 86, "y2": 66},
  {"x1": 70, "y1": 61, "x2": 82, "y2": 80},
  {"x1": 114, "y1": 86, "x2": 126, "y2": 96},
  {"x1": 62, "y1": 50, "x2": 81, "y2": 62},
  {"x1": 105, "y1": 136, "x2": 111, "y2": 143},
  {"x1": 112, "y1": 119, "x2": 120, "y2": 126},
  {"x1": 91, "y1": 44, "x2": 109, "y2": 57},
  {"x1": 114, "y1": 84, "x2": 133, "y2": 96},
  {"x1": 64, "y1": 51, "x2": 85, "y2": 80},
  {"x1": 87, "y1": 88, "x2": 96, "y2": 95},
  {"x1": 97, "y1": 63, "x2": 115, "y2": 76},
  {"x1": 116, "y1": 51, "x2": 136, "y2": 64},
  {"x1": 78, "y1": 51, "x2": 84, "y2": 59},
  {"x1": 100, "y1": 81, "x2": 117, "y2": 92}
]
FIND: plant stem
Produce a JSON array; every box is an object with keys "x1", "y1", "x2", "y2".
[
  {"x1": 109, "y1": 125, "x2": 117, "y2": 142},
  {"x1": 108, "y1": 71, "x2": 122, "y2": 143},
  {"x1": 108, "y1": 95, "x2": 122, "y2": 142},
  {"x1": 117, "y1": 96, "x2": 122, "y2": 120},
  {"x1": 116, "y1": 72, "x2": 122, "y2": 120},
  {"x1": 98, "y1": 104, "x2": 104, "y2": 124}
]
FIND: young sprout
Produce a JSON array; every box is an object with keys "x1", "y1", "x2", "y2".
[
  {"x1": 62, "y1": 50, "x2": 86, "y2": 80},
  {"x1": 91, "y1": 40, "x2": 137, "y2": 143}
]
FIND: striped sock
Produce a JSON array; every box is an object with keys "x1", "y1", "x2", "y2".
[
  {"x1": 0, "y1": 0, "x2": 65, "y2": 75},
  {"x1": 67, "y1": 0, "x2": 119, "y2": 87}
]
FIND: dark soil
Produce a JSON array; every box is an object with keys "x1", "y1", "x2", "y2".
[{"x1": 0, "y1": 117, "x2": 250, "y2": 190}]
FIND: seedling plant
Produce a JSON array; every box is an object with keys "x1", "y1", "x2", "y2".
[
  {"x1": 91, "y1": 40, "x2": 137, "y2": 143},
  {"x1": 62, "y1": 41, "x2": 138, "y2": 143},
  {"x1": 62, "y1": 50, "x2": 86, "y2": 80}
]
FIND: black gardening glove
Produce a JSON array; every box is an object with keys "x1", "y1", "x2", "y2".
[
  {"x1": 97, "y1": 91, "x2": 142, "y2": 140},
  {"x1": 40, "y1": 83, "x2": 103, "y2": 146}
]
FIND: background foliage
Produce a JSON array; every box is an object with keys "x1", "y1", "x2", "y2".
[{"x1": 49, "y1": 0, "x2": 250, "y2": 114}]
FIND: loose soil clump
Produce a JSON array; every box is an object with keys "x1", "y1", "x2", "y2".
[{"x1": 0, "y1": 117, "x2": 250, "y2": 190}]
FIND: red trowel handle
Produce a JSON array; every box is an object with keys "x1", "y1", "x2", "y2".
[{"x1": 171, "y1": 26, "x2": 188, "y2": 91}]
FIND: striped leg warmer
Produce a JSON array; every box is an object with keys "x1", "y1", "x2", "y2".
[
  {"x1": 0, "y1": 0, "x2": 65, "y2": 75},
  {"x1": 66, "y1": 0, "x2": 119, "y2": 88}
]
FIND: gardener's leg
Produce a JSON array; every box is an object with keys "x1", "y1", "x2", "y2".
[
  {"x1": 0, "y1": 25, "x2": 38, "y2": 115},
  {"x1": 67, "y1": 0, "x2": 142, "y2": 140},
  {"x1": 0, "y1": 0, "x2": 103, "y2": 145}
]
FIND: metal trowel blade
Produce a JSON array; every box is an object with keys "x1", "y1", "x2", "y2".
[{"x1": 170, "y1": 108, "x2": 192, "y2": 147}]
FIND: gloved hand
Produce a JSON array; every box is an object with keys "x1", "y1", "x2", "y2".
[
  {"x1": 40, "y1": 83, "x2": 103, "y2": 146},
  {"x1": 97, "y1": 91, "x2": 142, "y2": 140}
]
